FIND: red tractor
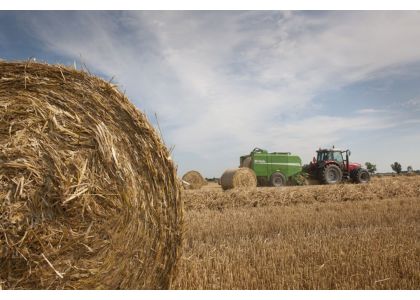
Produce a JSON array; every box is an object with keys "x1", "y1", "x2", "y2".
[{"x1": 306, "y1": 148, "x2": 370, "y2": 184}]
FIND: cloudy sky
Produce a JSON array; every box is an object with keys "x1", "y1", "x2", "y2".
[{"x1": 1, "y1": 11, "x2": 420, "y2": 176}]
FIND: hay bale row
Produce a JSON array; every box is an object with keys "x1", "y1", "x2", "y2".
[
  {"x1": 0, "y1": 61, "x2": 183, "y2": 289},
  {"x1": 182, "y1": 170, "x2": 205, "y2": 190},
  {"x1": 220, "y1": 168, "x2": 257, "y2": 190}
]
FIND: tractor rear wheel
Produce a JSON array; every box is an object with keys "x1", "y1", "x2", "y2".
[
  {"x1": 270, "y1": 172, "x2": 286, "y2": 187},
  {"x1": 353, "y1": 168, "x2": 370, "y2": 183},
  {"x1": 321, "y1": 164, "x2": 342, "y2": 184}
]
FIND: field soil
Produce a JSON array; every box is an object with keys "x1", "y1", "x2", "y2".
[{"x1": 174, "y1": 176, "x2": 420, "y2": 289}]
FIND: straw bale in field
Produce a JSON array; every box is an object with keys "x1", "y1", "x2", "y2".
[
  {"x1": 0, "y1": 61, "x2": 183, "y2": 289},
  {"x1": 182, "y1": 170, "x2": 205, "y2": 190},
  {"x1": 220, "y1": 168, "x2": 257, "y2": 191}
]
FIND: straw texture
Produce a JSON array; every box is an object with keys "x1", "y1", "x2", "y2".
[
  {"x1": 184, "y1": 176, "x2": 420, "y2": 210},
  {"x1": 220, "y1": 168, "x2": 257, "y2": 191},
  {"x1": 181, "y1": 171, "x2": 205, "y2": 190},
  {"x1": 0, "y1": 61, "x2": 183, "y2": 289}
]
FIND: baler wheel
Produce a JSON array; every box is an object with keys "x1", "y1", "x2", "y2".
[{"x1": 270, "y1": 172, "x2": 286, "y2": 187}]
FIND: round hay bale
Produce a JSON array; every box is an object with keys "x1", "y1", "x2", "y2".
[
  {"x1": 220, "y1": 167, "x2": 257, "y2": 190},
  {"x1": 181, "y1": 170, "x2": 205, "y2": 190},
  {"x1": 0, "y1": 61, "x2": 183, "y2": 289}
]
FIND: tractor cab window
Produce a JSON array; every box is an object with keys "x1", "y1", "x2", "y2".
[
  {"x1": 317, "y1": 151, "x2": 343, "y2": 162},
  {"x1": 317, "y1": 152, "x2": 324, "y2": 161},
  {"x1": 333, "y1": 152, "x2": 343, "y2": 163},
  {"x1": 317, "y1": 151, "x2": 332, "y2": 161}
]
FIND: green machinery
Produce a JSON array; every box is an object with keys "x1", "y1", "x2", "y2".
[{"x1": 240, "y1": 148, "x2": 302, "y2": 187}]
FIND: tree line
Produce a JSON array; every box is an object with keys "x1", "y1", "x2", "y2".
[{"x1": 364, "y1": 162, "x2": 416, "y2": 174}]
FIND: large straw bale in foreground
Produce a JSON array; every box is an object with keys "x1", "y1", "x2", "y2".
[
  {"x1": 182, "y1": 170, "x2": 205, "y2": 190},
  {"x1": 0, "y1": 61, "x2": 183, "y2": 289},
  {"x1": 220, "y1": 168, "x2": 257, "y2": 190}
]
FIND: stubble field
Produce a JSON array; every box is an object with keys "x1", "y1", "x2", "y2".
[{"x1": 173, "y1": 176, "x2": 420, "y2": 289}]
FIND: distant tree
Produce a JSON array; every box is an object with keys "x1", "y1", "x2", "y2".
[
  {"x1": 365, "y1": 162, "x2": 377, "y2": 174},
  {"x1": 407, "y1": 166, "x2": 413, "y2": 173},
  {"x1": 391, "y1": 162, "x2": 402, "y2": 174}
]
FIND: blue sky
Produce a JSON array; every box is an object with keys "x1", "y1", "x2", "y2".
[{"x1": 1, "y1": 11, "x2": 420, "y2": 176}]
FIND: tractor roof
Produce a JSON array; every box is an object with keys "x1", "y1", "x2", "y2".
[{"x1": 317, "y1": 148, "x2": 345, "y2": 152}]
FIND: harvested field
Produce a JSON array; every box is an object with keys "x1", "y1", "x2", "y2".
[
  {"x1": 0, "y1": 61, "x2": 183, "y2": 289},
  {"x1": 183, "y1": 176, "x2": 420, "y2": 210},
  {"x1": 175, "y1": 176, "x2": 420, "y2": 289}
]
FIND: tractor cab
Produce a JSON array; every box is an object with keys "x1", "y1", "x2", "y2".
[
  {"x1": 313, "y1": 148, "x2": 347, "y2": 168},
  {"x1": 317, "y1": 149, "x2": 345, "y2": 163},
  {"x1": 315, "y1": 148, "x2": 350, "y2": 172}
]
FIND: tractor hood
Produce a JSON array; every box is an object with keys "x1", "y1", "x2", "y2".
[{"x1": 349, "y1": 162, "x2": 361, "y2": 171}]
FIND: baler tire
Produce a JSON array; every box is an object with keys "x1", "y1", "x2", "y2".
[{"x1": 270, "y1": 172, "x2": 286, "y2": 187}]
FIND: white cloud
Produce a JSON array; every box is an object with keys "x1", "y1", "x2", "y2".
[
  {"x1": 405, "y1": 96, "x2": 420, "y2": 110},
  {"x1": 357, "y1": 108, "x2": 387, "y2": 114},
  {"x1": 19, "y1": 11, "x2": 420, "y2": 175}
]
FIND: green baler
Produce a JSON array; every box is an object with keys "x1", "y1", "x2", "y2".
[{"x1": 240, "y1": 148, "x2": 302, "y2": 187}]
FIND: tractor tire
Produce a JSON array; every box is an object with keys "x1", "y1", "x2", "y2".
[
  {"x1": 270, "y1": 172, "x2": 286, "y2": 187},
  {"x1": 321, "y1": 164, "x2": 342, "y2": 184},
  {"x1": 352, "y1": 168, "x2": 370, "y2": 184}
]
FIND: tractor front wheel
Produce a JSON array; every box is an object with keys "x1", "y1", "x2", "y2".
[
  {"x1": 321, "y1": 164, "x2": 343, "y2": 184},
  {"x1": 270, "y1": 172, "x2": 286, "y2": 187},
  {"x1": 353, "y1": 168, "x2": 370, "y2": 184}
]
